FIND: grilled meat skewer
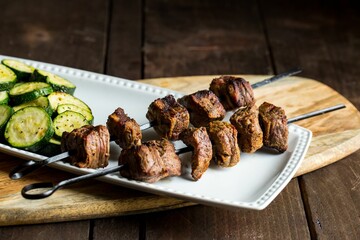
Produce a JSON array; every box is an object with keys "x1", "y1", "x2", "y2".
[
  {"x1": 10, "y1": 104, "x2": 345, "y2": 181},
  {"x1": 19, "y1": 104, "x2": 346, "y2": 199}
]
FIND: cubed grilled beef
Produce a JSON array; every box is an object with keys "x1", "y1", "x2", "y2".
[
  {"x1": 230, "y1": 105, "x2": 263, "y2": 153},
  {"x1": 107, "y1": 107, "x2": 142, "y2": 149},
  {"x1": 146, "y1": 95, "x2": 190, "y2": 140},
  {"x1": 61, "y1": 125, "x2": 110, "y2": 168},
  {"x1": 210, "y1": 76, "x2": 255, "y2": 111},
  {"x1": 119, "y1": 139, "x2": 181, "y2": 183},
  {"x1": 258, "y1": 102, "x2": 288, "y2": 153},
  {"x1": 180, "y1": 127, "x2": 212, "y2": 180},
  {"x1": 207, "y1": 121, "x2": 240, "y2": 167},
  {"x1": 178, "y1": 90, "x2": 226, "y2": 127}
]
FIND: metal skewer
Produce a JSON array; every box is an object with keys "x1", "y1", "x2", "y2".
[
  {"x1": 21, "y1": 146, "x2": 193, "y2": 199},
  {"x1": 19, "y1": 103, "x2": 346, "y2": 199},
  {"x1": 251, "y1": 67, "x2": 302, "y2": 89}
]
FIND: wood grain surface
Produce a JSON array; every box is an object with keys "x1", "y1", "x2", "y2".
[
  {"x1": 0, "y1": 0, "x2": 359, "y2": 239},
  {"x1": 0, "y1": 74, "x2": 359, "y2": 226}
]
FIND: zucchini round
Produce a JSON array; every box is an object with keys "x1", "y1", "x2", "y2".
[
  {"x1": 57, "y1": 104, "x2": 94, "y2": 124},
  {"x1": 0, "y1": 105, "x2": 13, "y2": 136},
  {"x1": 31, "y1": 69, "x2": 76, "y2": 94},
  {"x1": 13, "y1": 96, "x2": 53, "y2": 116},
  {"x1": 53, "y1": 110, "x2": 88, "y2": 139},
  {"x1": 48, "y1": 92, "x2": 91, "y2": 113},
  {"x1": 0, "y1": 64, "x2": 17, "y2": 91},
  {"x1": 0, "y1": 91, "x2": 9, "y2": 105},
  {"x1": 29, "y1": 69, "x2": 47, "y2": 82},
  {"x1": 9, "y1": 82, "x2": 53, "y2": 105},
  {"x1": 1, "y1": 59, "x2": 34, "y2": 81},
  {"x1": 4, "y1": 106, "x2": 54, "y2": 152}
]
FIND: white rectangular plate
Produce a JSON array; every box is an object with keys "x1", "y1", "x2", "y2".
[{"x1": 0, "y1": 55, "x2": 312, "y2": 210}]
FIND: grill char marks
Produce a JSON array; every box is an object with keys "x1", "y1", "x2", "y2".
[
  {"x1": 258, "y1": 102, "x2": 288, "y2": 153},
  {"x1": 107, "y1": 107, "x2": 142, "y2": 149},
  {"x1": 146, "y1": 95, "x2": 190, "y2": 140},
  {"x1": 230, "y1": 105, "x2": 263, "y2": 153},
  {"x1": 210, "y1": 76, "x2": 255, "y2": 111},
  {"x1": 61, "y1": 125, "x2": 110, "y2": 168},
  {"x1": 178, "y1": 90, "x2": 226, "y2": 127},
  {"x1": 208, "y1": 121, "x2": 240, "y2": 167},
  {"x1": 180, "y1": 127, "x2": 213, "y2": 180},
  {"x1": 119, "y1": 139, "x2": 181, "y2": 183}
]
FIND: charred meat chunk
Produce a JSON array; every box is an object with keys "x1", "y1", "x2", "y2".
[
  {"x1": 107, "y1": 107, "x2": 142, "y2": 149},
  {"x1": 146, "y1": 95, "x2": 190, "y2": 140},
  {"x1": 180, "y1": 127, "x2": 213, "y2": 180},
  {"x1": 178, "y1": 90, "x2": 226, "y2": 127},
  {"x1": 230, "y1": 105, "x2": 263, "y2": 153},
  {"x1": 119, "y1": 139, "x2": 182, "y2": 183},
  {"x1": 258, "y1": 102, "x2": 288, "y2": 153},
  {"x1": 207, "y1": 121, "x2": 240, "y2": 167},
  {"x1": 210, "y1": 76, "x2": 255, "y2": 111},
  {"x1": 61, "y1": 125, "x2": 110, "y2": 168}
]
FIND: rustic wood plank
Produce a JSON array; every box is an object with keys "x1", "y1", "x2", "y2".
[
  {"x1": 0, "y1": 0, "x2": 108, "y2": 72},
  {"x1": 0, "y1": 221, "x2": 90, "y2": 240},
  {"x1": 300, "y1": 152, "x2": 360, "y2": 239},
  {"x1": 92, "y1": 216, "x2": 142, "y2": 240},
  {"x1": 105, "y1": 0, "x2": 143, "y2": 79},
  {"x1": 143, "y1": 0, "x2": 273, "y2": 78},
  {"x1": 261, "y1": 0, "x2": 360, "y2": 238},
  {"x1": 145, "y1": 180, "x2": 309, "y2": 239}
]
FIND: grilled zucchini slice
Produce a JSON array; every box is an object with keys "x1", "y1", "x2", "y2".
[
  {"x1": 0, "y1": 91, "x2": 9, "y2": 105},
  {"x1": 0, "y1": 64, "x2": 17, "y2": 91},
  {"x1": 4, "y1": 106, "x2": 54, "y2": 152},
  {"x1": 9, "y1": 82, "x2": 53, "y2": 105},
  {"x1": 31, "y1": 69, "x2": 76, "y2": 95},
  {"x1": 48, "y1": 92, "x2": 91, "y2": 113},
  {"x1": 13, "y1": 96, "x2": 53, "y2": 116},
  {"x1": 57, "y1": 104, "x2": 93, "y2": 124},
  {"x1": 1, "y1": 59, "x2": 34, "y2": 81},
  {"x1": 53, "y1": 110, "x2": 88, "y2": 139},
  {"x1": 0, "y1": 105, "x2": 13, "y2": 136}
]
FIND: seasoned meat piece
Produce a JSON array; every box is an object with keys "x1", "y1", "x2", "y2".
[
  {"x1": 146, "y1": 95, "x2": 190, "y2": 140},
  {"x1": 61, "y1": 125, "x2": 110, "y2": 168},
  {"x1": 210, "y1": 76, "x2": 255, "y2": 111},
  {"x1": 258, "y1": 102, "x2": 288, "y2": 153},
  {"x1": 119, "y1": 139, "x2": 181, "y2": 183},
  {"x1": 107, "y1": 107, "x2": 142, "y2": 149},
  {"x1": 207, "y1": 121, "x2": 240, "y2": 167},
  {"x1": 180, "y1": 127, "x2": 212, "y2": 180},
  {"x1": 230, "y1": 105, "x2": 263, "y2": 153},
  {"x1": 178, "y1": 90, "x2": 226, "y2": 127}
]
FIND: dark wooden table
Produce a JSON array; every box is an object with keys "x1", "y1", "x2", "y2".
[{"x1": 1, "y1": 0, "x2": 359, "y2": 239}]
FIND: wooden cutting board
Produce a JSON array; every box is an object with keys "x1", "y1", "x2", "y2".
[{"x1": 0, "y1": 75, "x2": 359, "y2": 226}]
